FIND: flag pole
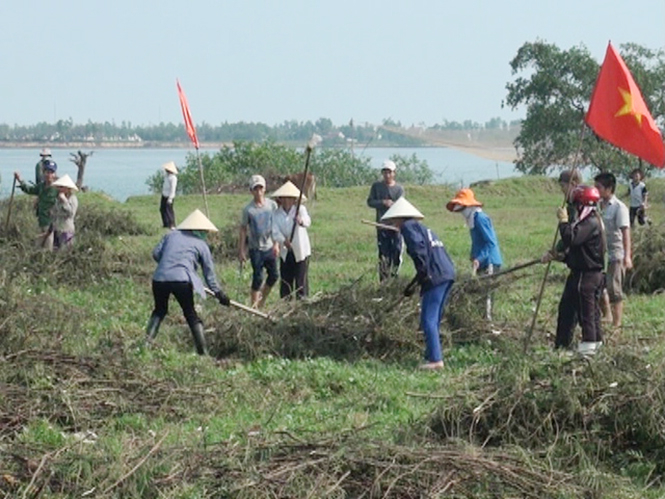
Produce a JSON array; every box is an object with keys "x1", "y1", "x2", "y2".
[
  {"x1": 523, "y1": 126, "x2": 587, "y2": 353},
  {"x1": 195, "y1": 147, "x2": 210, "y2": 217}
]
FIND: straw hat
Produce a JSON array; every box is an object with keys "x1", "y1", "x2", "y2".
[
  {"x1": 380, "y1": 197, "x2": 424, "y2": 221},
  {"x1": 52, "y1": 174, "x2": 79, "y2": 191},
  {"x1": 177, "y1": 209, "x2": 218, "y2": 232},
  {"x1": 270, "y1": 181, "x2": 307, "y2": 201},
  {"x1": 446, "y1": 188, "x2": 483, "y2": 212},
  {"x1": 162, "y1": 161, "x2": 178, "y2": 174}
]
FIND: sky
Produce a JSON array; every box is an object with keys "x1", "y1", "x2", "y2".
[{"x1": 1, "y1": 0, "x2": 663, "y2": 128}]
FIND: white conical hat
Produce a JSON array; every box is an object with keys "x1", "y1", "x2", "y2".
[
  {"x1": 270, "y1": 180, "x2": 307, "y2": 201},
  {"x1": 162, "y1": 161, "x2": 178, "y2": 174},
  {"x1": 52, "y1": 174, "x2": 79, "y2": 192},
  {"x1": 177, "y1": 209, "x2": 218, "y2": 232},
  {"x1": 380, "y1": 197, "x2": 424, "y2": 220}
]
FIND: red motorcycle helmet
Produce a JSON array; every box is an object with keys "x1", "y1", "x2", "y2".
[{"x1": 572, "y1": 185, "x2": 600, "y2": 206}]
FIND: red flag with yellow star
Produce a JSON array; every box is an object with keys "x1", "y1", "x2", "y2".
[{"x1": 585, "y1": 42, "x2": 664, "y2": 167}]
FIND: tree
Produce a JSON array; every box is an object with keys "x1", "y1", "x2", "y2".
[
  {"x1": 505, "y1": 41, "x2": 665, "y2": 178},
  {"x1": 69, "y1": 150, "x2": 94, "y2": 189}
]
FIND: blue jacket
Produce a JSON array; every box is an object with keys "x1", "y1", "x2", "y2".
[
  {"x1": 470, "y1": 211, "x2": 502, "y2": 269},
  {"x1": 400, "y1": 219, "x2": 455, "y2": 292},
  {"x1": 152, "y1": 230, "x2": 222, "y2": 298}
]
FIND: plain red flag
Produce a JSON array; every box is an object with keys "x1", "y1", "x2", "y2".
[
  {"x1": 176, "y1": 79, "x2": 200, "y2": 149},
  {"x1": 585, "y1": 42, "x2": 665, "y2": 168}
]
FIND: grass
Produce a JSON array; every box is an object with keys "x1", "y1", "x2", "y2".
[{"x1": 2, "y1": 175, "x2": 665, "y2": 497}]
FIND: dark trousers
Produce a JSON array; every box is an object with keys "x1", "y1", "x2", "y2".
[
  {"x1": 377, "y1": 229, "x2": 402, "y2": 282},
  {"x1": 555, "y1": 270, "x2": 603, "y2": 348},
  {"x1": 151, "y1": 280, "x2": 201, "y2": 329},
  {"x1": 280, "y1": 251, "x2": 309, "y2": 299},
  {"x1": 160, "y1": 196, "x2": 176, "y2": 228}
]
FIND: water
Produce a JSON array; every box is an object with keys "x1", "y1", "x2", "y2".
[{"x1": 0, "y1": 147, "x2": 518, "y2": 201}]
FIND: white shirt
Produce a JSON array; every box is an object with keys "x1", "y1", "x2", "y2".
[
  {"x1": 274, "y1": 204, "x2": 311, "y2": 262},
  {"x1": 162, "y1": 173, "x2": 177, "y2": 201}
]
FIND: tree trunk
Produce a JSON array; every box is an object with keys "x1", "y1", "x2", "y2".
[{"x1": 69, "y1": 150, "x2": 94, "y2": 189}]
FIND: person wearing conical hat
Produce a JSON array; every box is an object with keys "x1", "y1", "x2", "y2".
[
  {"x1": 146, "y1": 209, "x2": 230, "y2": 356},
  {"x1": 382, "y1": 198, "x2": 455, "y2": 370},
  {"x1": 160, "y1": 161, "x2": 178, "y2": 229},
  {"x1": 239, "y1": 174, "x2": 280, "y2": 308},
  {"x1": 446, "y1": 188, "x2": 502, "y2": 321},
  {"x1": 271, "y1": 181, "x2": 312, "y2": 300},
  {"x1": 14, "y1": 159, "x2": 59, "y2": 250},
  {"x1": 51, "y1": 174, "x2": 79, "y2": 250},
  {"x1": 367, "y1": 159, "x2": 405, "y2": 282}
]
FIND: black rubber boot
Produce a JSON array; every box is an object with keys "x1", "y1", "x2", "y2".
[
  {"x1": 190, "y1": 322, "x2": 208, "y2": 356},
  {"x1": 145, "y1": 314, "x2": 162, "y2": 341}
]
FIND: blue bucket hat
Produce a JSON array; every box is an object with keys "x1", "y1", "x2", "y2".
[{"x1": 43, "y1": 160, "x2": 57, "y2": 172}]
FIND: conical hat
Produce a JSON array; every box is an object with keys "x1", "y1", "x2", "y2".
[
  {"x1": 270, "y1": 180, "x2": 307, "y2": 201},
  {"x1": 381, "y1": 197, "x2": 424, "y2": 220},
  {"x1": 177, "y1": 209, "x2": 218, "y2": 232},
  {"x1": 162, "y1": 161, "x2": 178, "y2": 174},
  {"x1": 52, "y1": 174, "x2": 79, "y2": 192}
]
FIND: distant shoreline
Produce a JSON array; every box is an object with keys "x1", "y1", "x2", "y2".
[{"x1": 0, "y1": 140, "x2": 518, "y2": 163}]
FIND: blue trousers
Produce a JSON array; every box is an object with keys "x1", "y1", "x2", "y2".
[{"x1": 420, "y1": 281, "x2": 453, "y2": 362}]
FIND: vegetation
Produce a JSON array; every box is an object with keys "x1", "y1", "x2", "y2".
[
  {"x1": 505, "y1": 41, "x2": 665, "y2": 178},
  {"x1": 2, "y1": 176, "x2": 665, "y2": 497},
  {"x1": 0, "y1": 116, "x2": 518, "y2": 148},
  {"x1": 145, "y1": 140, "x2": 435, "y2": 194}
]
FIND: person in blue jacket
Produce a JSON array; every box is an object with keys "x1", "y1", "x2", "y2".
[
  {"x1": 447, "y1": 188, "x2": 503, "y2": 321},
  {"x1": 381, "y1": 197, "x2": 456, "y2": 370},
  {"x1": 146, "y1": 209, "x2": 231, "y2": 356}
]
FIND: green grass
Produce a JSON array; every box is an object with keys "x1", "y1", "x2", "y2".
[{"x1": 3, "y1": 175, "x2": 665, "y2": 497}]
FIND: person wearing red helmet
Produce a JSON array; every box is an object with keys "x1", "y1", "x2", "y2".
[{"x1": 543, "y1": 185, "x2": 606, "y2": 356}]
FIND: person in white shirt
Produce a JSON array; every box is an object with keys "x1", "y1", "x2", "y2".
[
  {"x1": 271, "y1": 181, "x2": 312, "y2": 299},
  {"x1": 595, "y1": 172, "x2": 632, "y2": 329},
  {"x1": 160, "y1": 161, "x2": 178, "y2": 229}
]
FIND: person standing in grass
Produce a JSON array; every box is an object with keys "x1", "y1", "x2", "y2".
[
  {"x1": 446, "y1": 188, "x2": 502, "y2": 321},
  {"x1": 35, "y1": 147, "x2": 52, "y2": 184},
  {"x1": 239, "y1": 174, "x2": 280, "y2": 308},
  {"x1": 381, "y1": 197, "x2": 455, "y2": 370},
  {"x1": 542, "y1": 185, "x2": 605, "y2": 357},
  {"x1": 146, "y1": 209, "x2": 230, "y2": 356},
  {"x1": 50, "y1": 174, "x2": 79, "y2": 250},
  {"x1": 160, "y1": 161, "x2": 178, "y2": 229},
  {"x1": 595, "y1": 172, "x2": 632, "y2": 329},
  {"x1": 271, "y1": 181, "x2": 312, "y2": 300},
  {"x1": 367, "y1": 159, "x2": 404, "y2": 282},
  {"x1": 627, "y1": 168, "x2": 649, "y2": 227},
  {"x1": 14, "y1": 160, "x2": 59, "y2": 250}
]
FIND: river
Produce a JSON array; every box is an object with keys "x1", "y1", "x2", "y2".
[{"x1": 0, "y1": 147, "x2": 519, "y2": 201}]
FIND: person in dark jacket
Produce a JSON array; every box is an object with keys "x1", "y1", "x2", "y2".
[
  {"x1": 543, "y1": 185, "x2": 605, "y2": 356},
  {"x1": 382, "y1": 197, "x2": 456, "y2": 370},
  {"x1": 367, "y1": 160, "x2": 405, "y2": 282},
  {"x1": 146, "y1": 209, "x2": 230, "y2": 356},
  {"x1": 14, "y1": 160, "x2": 59, "y2": 250}
]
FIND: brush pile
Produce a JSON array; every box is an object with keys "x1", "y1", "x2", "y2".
[{"x1": 626, "y1": 222, "x2": 665, "y2": 293}]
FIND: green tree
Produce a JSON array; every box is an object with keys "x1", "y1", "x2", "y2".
[{"x1": 505, "y1": 41, "x2": 665, "y2": 178}]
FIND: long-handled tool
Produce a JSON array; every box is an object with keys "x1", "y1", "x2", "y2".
[
  {"x1": 476, "y1": 258, "x2": 542, "y2": 280},
  {"x1": 290, "y1": 134, "x2": 322, "y2": 243},
  {"x1": 204, "y1": 288, "x2": 273, "y2": 321},
  {"x1": 361, "y1": 219, "x2": 400, "y2": 232},
  {"x1": 4, "y1": 177, "x2": 17, "y2": 231}
]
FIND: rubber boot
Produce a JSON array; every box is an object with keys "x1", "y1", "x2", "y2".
[
  {"x1": 145, "y1": 314, "x2": 162, "y2": 342},
  {"x1": 190, "y1": 322, "x2": 208, "y2": 356}
]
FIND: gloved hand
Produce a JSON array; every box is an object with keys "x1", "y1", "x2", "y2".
[
  {"x1": 557, "y1": 206, "x2": 568, "y2": 223},
  {"x1": 215, "y1": 290, "x2": 231, "y2": 307},
  {"x1": 404, "y1": 283, "x2": 417, "y2": 297}
]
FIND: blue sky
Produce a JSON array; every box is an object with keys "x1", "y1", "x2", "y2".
[{"x1": 1, "y1": 0, "x2": 663, "y2": 127}]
